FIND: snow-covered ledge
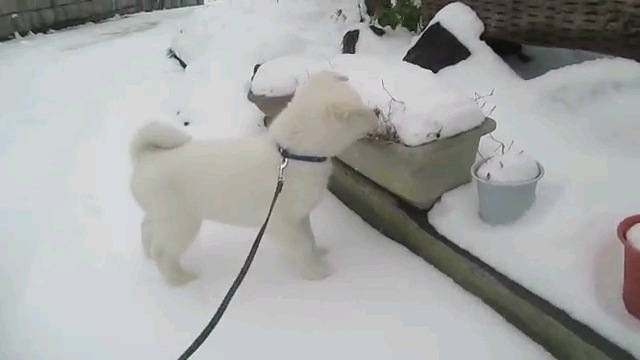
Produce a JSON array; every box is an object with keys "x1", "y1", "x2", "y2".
[{"x1": 249, "y1": 54, "x2": 496, "y2": 209}]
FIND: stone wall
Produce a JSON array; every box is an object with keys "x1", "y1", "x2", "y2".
[{"x1": 0, "y1": 0, "x2": 203, "y2": 41}]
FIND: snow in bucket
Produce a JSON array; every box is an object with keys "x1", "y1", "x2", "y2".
[
  {"x1": 472, "y1": 147, "x2": 544, "y2": 225},
  {"x1": 476, "y1": 149, "x2": 540, "y2": 183},
  {"x1": 628, "y1": 223, "x2": 640, "y2": 250}
]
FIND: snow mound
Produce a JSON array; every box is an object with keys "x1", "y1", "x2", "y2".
[
  {"x1": 531, "y1": 58, "x2": 640, "y2": 101},
  {"x1": 251, "y1": 54, "x2": 485, "y2": 146},
  {"x1": 476, "y1": 150, "x2": 540, "y2": 182},
  {"x1": 171, "y1": 0, "x2": 370, "y2": 133},
  {"x1": 425, "y1": 2, "x2": 484, "y2": 48},
  {"x1": 250, "y1": 55, "x2": 331, "y2": 97},
  {"x1": 628, "y1": 223, "x2": 640, "y2": 250},
  {"x1": 170, "y1": 0, "x2": 365, "y2": 67},
  {"x1": 353, "y1": 24, "x2": 415, "y2": 61},
  {"x1": 170, "y1": 2, "x2": 309, "y2": 67}
]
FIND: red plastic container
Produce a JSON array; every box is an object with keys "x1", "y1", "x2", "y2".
[{"x1": 617, "y1": 214, "x2": 640, "y2": 320}]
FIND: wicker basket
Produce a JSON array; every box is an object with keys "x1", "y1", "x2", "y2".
[{"x1": 421, "y1": 0, "x2": 640, "y2": 61}]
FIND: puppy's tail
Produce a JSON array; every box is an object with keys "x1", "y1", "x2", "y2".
[{"x1": 130, "y1": 121, "x2": 192, "y2": 163}]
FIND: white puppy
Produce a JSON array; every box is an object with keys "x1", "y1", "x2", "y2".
[{"x1": 129, "y1": 71, "x2": 379, "y2": 285}]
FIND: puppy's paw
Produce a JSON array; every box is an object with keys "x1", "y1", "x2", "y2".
[
  {"x1": 314, "y1": 245, "x2": 329, "y2": 258},
  {"x1": 158, "y1": 259, "x2": 198, "y2": 286},
  {"x1": 299, "y1": 258, "x2": 332, "y2": 281},
  {"x1": 164, "y1": 269, "x2": 198, "y2": 286}
]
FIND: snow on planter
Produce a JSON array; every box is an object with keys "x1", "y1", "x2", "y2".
[
  {"x1": 250, "y1": 53, "x2": 485, "y2": 146},
  {"x1": 628, "y1": 223, "x2": 640, "y2": 250},
  {"x1": 403, "y1": 1, "x2": 486, "y2": 73},
  {"x1": 475, "y1": 149, "x2": 540, "y2": 182},
  {"x1": 421, "y1": 2, "x2": 485, "y2": 52}
]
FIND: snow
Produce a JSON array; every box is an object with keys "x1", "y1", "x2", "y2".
[
  {"x1": 354, "y1": 24, "x2": 415, "y2": 61},
  {"x1": 0, "y1": 3, "x2": 552, "y2": 360},
  {"x1": 251, "y1": 54, "x2": 485, "y2": 146},
  {"x1": 171, "y1": 0, "x2": 367, "y2": 131},
  {"x1": 628, "y1": 224, "x2": 640, "y2": 250},
  {"x1": 476, "y1": 150, "x2": 540, "y2": 183},
  {"x1": 250, "y1": 55, "x2": 329, "y2": 96},
  {"x1": 426, "y1": 2, "x2": 484, "y2": 47},
  {"x1": 427, "y1": 2, "x2": 640, "y2": 357}
]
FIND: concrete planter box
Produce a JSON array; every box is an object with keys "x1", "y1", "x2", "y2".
[{"x1": 249, "y1": 90, "x2": 496, "y2": 209}]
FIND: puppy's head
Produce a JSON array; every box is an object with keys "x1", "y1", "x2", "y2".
[
  {"x1": 268, "y1": 71, "x2": 380, "y2": 157},
  {"x1": 326, "y1": 99, "x2": 380, "y2": 135}
]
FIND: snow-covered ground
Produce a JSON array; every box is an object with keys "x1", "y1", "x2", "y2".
[
  {"x1": 0, "y1": 4, "x2": 553, "y2": 360},
  {"x1": 425, "y1": 7, "x2": 640, "y2": 357}
]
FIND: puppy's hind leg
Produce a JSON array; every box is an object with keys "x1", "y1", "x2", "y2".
[
  {"x1": 141, "y1": 216, "x2": 153, "y2": 258},
  {"x1": 151, "y1": 213, "x2": 202, "y2": 286},
  {"x1": 269, "y1": 215, "x2": 331, "y2": 280}
]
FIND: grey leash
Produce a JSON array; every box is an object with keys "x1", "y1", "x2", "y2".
[{"x1": 178, "y1": 156, "x2": 289, "y2": 360}]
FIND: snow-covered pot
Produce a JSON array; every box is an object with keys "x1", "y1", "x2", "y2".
[
  {"x1": 471, "y1": 159, "x2": 545, "y2": 225},
  {"x1": 616, "y1": 214, "x2": 640, "y2": 320}
]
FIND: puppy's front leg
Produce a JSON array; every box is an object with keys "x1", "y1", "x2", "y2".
[{"x1": 269, "y1": 215, "x2": 331, "y2": 280}]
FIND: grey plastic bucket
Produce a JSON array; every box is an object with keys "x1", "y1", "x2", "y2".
[{"x1": 471, "y1": 160, "x2": 545, "y2": 225}]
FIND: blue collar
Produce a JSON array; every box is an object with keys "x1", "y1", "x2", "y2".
[{"x1": 278, "y1": 145, "x2": 328, "y2": 163}]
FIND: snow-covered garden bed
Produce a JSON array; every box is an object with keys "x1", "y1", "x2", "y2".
[
  {"x1": 250, "y1": 53, "x2": 486, "y2": 146},
  {"x1": 247, "y1": 53, "x2": 494, "y2": 209}
]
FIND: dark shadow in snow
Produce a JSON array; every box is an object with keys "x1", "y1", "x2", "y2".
[{"x1": 505, "y1": 45, "x2": 607, "y2": 80}]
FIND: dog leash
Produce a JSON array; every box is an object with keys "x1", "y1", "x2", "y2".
[{"x1": 178, "y1": 147, "x2": 328, "y2": 360}]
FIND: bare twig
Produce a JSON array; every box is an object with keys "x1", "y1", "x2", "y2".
[
  {"x1": 486, "y1": 105, "x2": 497, "y2": 117},
  {"x1": 473, "y1": 88, "x2": 497, "y2": 117},
  {"x1": 378, "y1": 78, "x2": 406, "y2": 135},
  {"x1": 426, "y1": 123, "x2": 443, "y2": 140},
  {"x1": 381, "y1": 78, "x2": 403, "y2": 104},
  {"x1": 488, "y1": 133, "x2": 506, "y2": 155}
]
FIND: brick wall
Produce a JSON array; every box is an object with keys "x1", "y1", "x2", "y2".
[{"x1": 0, "y1": 0, "x2": 203, "y2": 41}]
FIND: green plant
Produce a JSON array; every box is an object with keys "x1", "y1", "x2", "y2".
[{"x1": 375, "y1": 0, "x2": 422, "y2": 32}]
